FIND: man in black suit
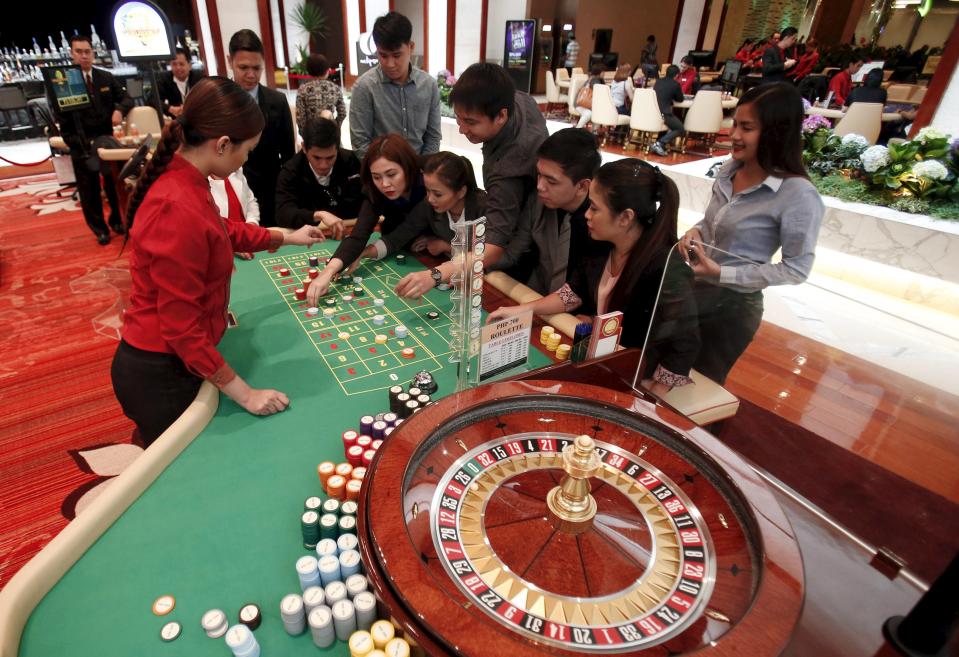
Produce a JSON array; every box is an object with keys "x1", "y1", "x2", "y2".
[
  {"x1": 55, "y1": 34, "x2": 133, "y2": 244},
  {"x1": 227, "y1": 29, "x2": 294, "y2": 227},
  {"x1": 761, "y1": 26, "x2": 798, "y2": 85},
  {"x1": 275, "y1": 117, "x2": 363, "y2": 230},
  {"x1": 154, "y1": 47, "x2": 204, "y2": 118}
]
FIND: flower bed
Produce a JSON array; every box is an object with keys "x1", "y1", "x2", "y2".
[{"x1": 802, "y1": 126, "x2": 959, "y2": 221}]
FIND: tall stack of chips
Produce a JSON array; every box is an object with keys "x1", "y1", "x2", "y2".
[
  {"x1": 332, "y1": 599, "x2": 357, "y2": 640},
  {"x1": 325, "y1": 580, "x2": 349, "y2": 606},
  {"x1": 370, "y1": 620, "x2": 395, "y2": 649},
  {"x1": 296, "y1": 555, "x2": 321, "y2": 590},
  {"x1": 301, "y1": 510, "x2": 320, "y2": 549},
  {"x1": 546, "y1": 331, "x2": 562, "y2": 352},
  {"x1": 318, "y1": 553, "x2": 342, "y2": 585},
  {"x1": 556, "y1": 343, "x2": 571, "y2": 360},
  {"x1": 280, "y1": 594, "x2": 307, "y2": 635},
  {"x1": 303, "y1": 586, "x2": 326, "y2": 613},
  {"x1": 353, "y1": 591, "x2": 377, "y2": 631},
  {"x1": 308, "y1": 605, "x2": 336, "y2": 648},
  {"x1": 349, "y1": 630, "x2": 375, "y2": 657},
  {"x1": 225, "y1": 624, "x2": 260, "y2": 657},
  {"x1": 540, "y1": 325, "x2": 555, "y2": 344},
  {"x1": 345, "y1": 573, "x2": 368, "y2": 598}
]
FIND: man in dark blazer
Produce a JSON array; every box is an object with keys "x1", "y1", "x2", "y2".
[
  {"x1": 154, "y1": 47, "x2": 204, "y2": 118},
  {"x1": 55, "y1": 34, "x2": 133, "y2": 244},
  {"x1": 275, "y1": 117, "x2": 363, "y2": 229},
  {"x1": 227, "y1": 29, "x2": 294, "y2": 227},
  {"x1": 761, "y1": 26, "x2": 798, "y2": 85}
]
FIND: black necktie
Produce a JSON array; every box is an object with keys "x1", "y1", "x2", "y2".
[{"x1": 85, "y1": 73, "x2": 94, "y2": 96}]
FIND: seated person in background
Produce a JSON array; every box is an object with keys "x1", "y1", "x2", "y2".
[
  {"x1": 449, "y1": 62, "x2": 548, "y2": 274},
  {"x1": 787, "y1": 38, "x2": 819, "y2": 82},
  {"x1": 155, "y1": 47, "x2": 204, "y2": 118},
  {"x1": 306, "y1": 134, "x2": 426, "y2": 304},
  {"x1": 610, "y1": 65, "x2": 632, "y2": 114},
  {"x1": 210, "y1": 167, "x2": 260, "y2": 259},
  {"x1": 761, "y1": 26, "x2": 797, "y2": 84},
  {"x1": 488, "y1": 158, "x2": 699, "y2": 397},
  {"x1": 828, "y1": 55, "x2": 864, "y2": 107},
  {"x1": 574, "y1": 64, "x2": 606, "y2": 128},
  {"x1": 735, "y1": 39, "x2": 755, "y2": 65},
  {"x1": 844, "y1": 67, "x2": 886, "y2": 107},
  {"x1": 630, "y1": 64, "x2": 647, "y2": 89},
  {"x1": 521, "y1": 128, "x2": 606, "y2": 295},
  {"x1": 676, "y1": 56, "x2": 699, "y2": 95},
  {"x1": 650, "y1": 65, "x2": 684, "y2": 157},
  {"x1": 295, "y1": 53, "x2": 346, "y2": 134},
  {"x1": 275, "y1": 117, "x2": 362, "y2": 231},
  {"x1": 372, "y1": 152, "x2": 489, "y2": 298}
]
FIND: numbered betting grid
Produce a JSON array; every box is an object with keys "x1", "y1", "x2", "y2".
[{"x1": 259, "y1": 249, "x2": 455, "y2": 396}]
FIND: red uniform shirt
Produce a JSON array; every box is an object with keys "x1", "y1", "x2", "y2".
[
  {"x1": 676, "y1": 68, "x2": 697, "y2": 95},
  {"x1": 829, "y1": 70, "x2": 853, "y2": 106},
  {"x1": 122, "y1": 155, "x2": 282, "y2": 386}
]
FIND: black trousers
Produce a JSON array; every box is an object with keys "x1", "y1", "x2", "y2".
[
  {"x1": 657, "y1": 112, "x2": 685, "y2": 147},
  {"x1": 70, "y1": 136, "x2": 121, "y2": 236},
  {"x1": 111, "y1": 340, "x2": 203, "y2": 447},
  {"x1": 691, "y1": 283, "x2": 764, "y2": 385}
]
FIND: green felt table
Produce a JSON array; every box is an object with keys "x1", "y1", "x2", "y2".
[{"x1": 16, "y1": 242, "x2": 551, "y2": 657}]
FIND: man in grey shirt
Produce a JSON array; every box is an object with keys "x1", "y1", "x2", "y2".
[
  {"x1": 449, "y1": 63, "x2": 548, "y2": 273},
  {"x1": 349, "y1": 12, "x2": 441, "y2": 160}
]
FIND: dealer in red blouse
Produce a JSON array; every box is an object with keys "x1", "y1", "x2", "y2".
[{"x1": 111, "y1": 77, "x2": 325, "y2": 446}]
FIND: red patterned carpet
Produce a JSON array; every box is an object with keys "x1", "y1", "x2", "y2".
[{"x1": 0, "y1": 173, "x2": 137, "y2": 589}]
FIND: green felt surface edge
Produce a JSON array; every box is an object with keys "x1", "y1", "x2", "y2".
[{"x1": 19, "y1": 243, "x2": 550, "y2": 657}]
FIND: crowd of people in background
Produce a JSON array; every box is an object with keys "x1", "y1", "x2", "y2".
[{"x1": 47, "y1": 10, "x2": 828, "y2": 444}]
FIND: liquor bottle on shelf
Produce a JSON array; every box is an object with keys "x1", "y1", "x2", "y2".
[
  {"x1": 60, "y1": 31, "x2": 69, "y2": 52},
  {"x1": 32, "y1": 38, "x2": 41, "y2": 55},
  {"x1": 91, "y1": 24, "x2": 103, "y2": 52},
  {"x1": 47, "y1": 36, "x2": 57, "y2": 53}
]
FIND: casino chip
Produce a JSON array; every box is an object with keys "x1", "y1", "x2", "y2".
[
  {"x1": 374, "y1": 298, "x2": 385, "y2": 307},
  {"x1": 396, "y1": 254, "x2": 406, "y2": 264},
  {"x1": 353, "y1": 286, "x2": 364, "y2": 296},
  {"x1": 239, "y1": 603, "x2": 262, "y2": 631},
  {"x1": 342, "y1": 294, "x2": 354, "y2": 302},
  {"x1": 338, "y1": 332, "x2": 350, "y2": 340},
  {"x1": 426, "y1": 311, "x2": 439, "y2": 321},
  {"x1": 325, "y1": 298, "x2": 336, "y2": 306},
  {"x1": 152, "y1": 594, "x2": 175, "y2": 616},
  {"x1": 160, "y1": 621, "x2": 181, "y2": 642},
  {"x1": 437, "y1": 283, "x2": 451, "y2": 291},
  {"x1": 401, "y1": 348, "x2": 415, "y2": 359}
]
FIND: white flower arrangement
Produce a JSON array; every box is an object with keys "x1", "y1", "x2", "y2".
[
  {"x1": 840, "y1": 133, "x2": 869, "y2": 150},
  {"x1": 911, "y1": 159, "x2": 949, "y2": 181},
  {"x1": 861, "y1": 145, "x2": 890, "y2": 173},
  {"x1": 916, "y1": 126, "x2": 945, "y2": 144}
]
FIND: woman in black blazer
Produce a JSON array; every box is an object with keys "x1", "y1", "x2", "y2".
[{"x1": 488, "y1": 158, "x2": 699, "y2": 396}]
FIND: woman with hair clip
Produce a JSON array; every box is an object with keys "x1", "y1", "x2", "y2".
[
  {"x1": 112, "y1": 76, "x2": 325, "y2": 446},
  {"x1": 679, "y1": 82, "x2": 824, "y2": 384},
  {"x1": 488, "y1": 158, "x2": 699, "y2": 396},
  {"x1": 362, "y1": 151, "x2": 488, "y2": 299},
  {"x1": 306, "y1": 133, "x2": 426, "y2": 304}
]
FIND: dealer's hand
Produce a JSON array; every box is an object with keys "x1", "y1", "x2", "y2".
[{"x1": 394, "y1": 270, "x2": 435, "y2": 299}]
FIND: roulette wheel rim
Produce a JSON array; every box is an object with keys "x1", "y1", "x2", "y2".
[{"x1": 358, "y1": 380, "x2": 804, "y2": 656}]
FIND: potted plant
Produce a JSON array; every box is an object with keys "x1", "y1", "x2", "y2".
[{"x1": 289, "y1": 1, "x2": 328, "y2": 88}]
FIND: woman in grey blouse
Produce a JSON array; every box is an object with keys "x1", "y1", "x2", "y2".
[{"x1": 679, "y1": 82, "x2": 825, "y2": 384}]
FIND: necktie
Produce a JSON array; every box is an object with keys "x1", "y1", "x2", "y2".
[
  {"x1": 85, "y1": 73, "x2": 94, "y2": 96},
  {"x1": 223, "y1": 178, "x2": 245, "y2": 223}
]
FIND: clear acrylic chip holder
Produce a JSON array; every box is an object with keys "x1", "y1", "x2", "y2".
[{"x1": 448, "y1": 216, "x2": 487, "y2": 391}]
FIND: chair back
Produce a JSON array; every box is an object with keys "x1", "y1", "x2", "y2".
[
  {"x1": 567, "y1": 75, "x2": 587, "y2": 115},
  {"x1": 683, "y1": 90, "x2": 722, "y2": 133},
  {"x1": 886, "y1": 84, "x2": 913, "y2": 104},
  {"x1": 555, "y1": 68, "x2": 570, "y2": 83},
  {"x1": 125, "y1": 78, "x2": 144, "y2": 99},
  {"x1": 126, "y1": 105, "x2": 163, "y2": 136},
  {"x1": 590, "y1": 84, "x2": 618, "y2": 126},
  {"x1": 572, "y1": 67, "x2": 584, "y2": 76},
  {"x1": 629, "y1": 88, "x2": 666, "y2": 132},
  {"x1": 834, "y1": 102, "x2": 882, "y2": 144},
  {"x1": 908, "y1": 85, "x2": 926, "y2": 104},
  {"x1": 0, "y1": 85, "x2": 28, "y2": 111},
  {"x1": 545, "y1": 70, "x2": 559, "y2": 103}
]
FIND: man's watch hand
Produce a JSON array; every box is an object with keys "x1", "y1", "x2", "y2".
[{"x1": 429, "y1": 267, "x2": 443, "y2": 287}]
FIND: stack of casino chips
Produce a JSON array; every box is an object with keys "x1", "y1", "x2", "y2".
[
  {"x1": 301, "y1": 496, "x2": 323, "y2": 549},
  {"x1": 388, "y1": 386, "x2": 432, "y2": 419},
  {"x1": 224, "y1": 623, "x2": 260, "y2": 657},
  {"x1": 280, "y1": 593, "x2": 307, "y2": 635},
  {"x1": 201, "y1": 608, "x2": 229, "y2": 638},
  {"x1": 296, "y1": 555, "x2": 321, "y2": 590}
]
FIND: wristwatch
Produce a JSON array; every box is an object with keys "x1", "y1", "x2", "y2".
[{"x1": 429, "y1": 267, "x2": 443, "y2": 287}]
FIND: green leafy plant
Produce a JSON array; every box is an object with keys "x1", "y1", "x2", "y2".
[
  {"x1": 290, "y1": 44, "x2": 310, "y2": 75},
  {"x1": 291, "y1": 1, "x2": 328, "y2": 51}
]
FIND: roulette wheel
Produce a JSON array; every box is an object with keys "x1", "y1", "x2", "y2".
[{"x1": 359, "y1": 379, "x2": 804, "y2": 656}]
